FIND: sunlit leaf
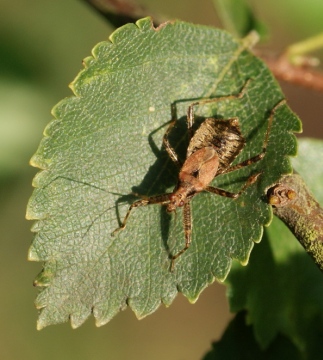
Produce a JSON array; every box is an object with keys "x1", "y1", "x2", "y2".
[{"x1": 27, "y1": 17, "x2": 300, "y2": 328}]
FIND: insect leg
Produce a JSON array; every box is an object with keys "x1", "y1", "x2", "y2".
[
  {"x1": 186, "y1": 79, "x2": 251, "y2": 140},
  {"x1": 163, "y1": 119, "x2": 182, "y2": 168},
  {"x1": 171, "y1": 201, "x2": 192, "y2": 270},
  {"x1": 112, "y1": 193, "x2": 171, "y2": 236},
  {"x1": 221, "y1": 99, "x2": 286, "y2": 176},
  {"x1": 205, "y1": 173, "x2": 261, "y2": 199}
]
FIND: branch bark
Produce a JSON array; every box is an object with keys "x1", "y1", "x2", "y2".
[
  {"x1": 82, "y1": 0, "x2": 165, "y2": 27},
  {"x1": 258, "y1": 52, "x2": 323, "y2": 93},
  {"x1": 267, "y1": 173, "x2": 323, "y2": 271}
]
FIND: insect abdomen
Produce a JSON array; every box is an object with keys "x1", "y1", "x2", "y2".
[{"x1": 187, "y1": 117, "x2": 245, "y2": 173}]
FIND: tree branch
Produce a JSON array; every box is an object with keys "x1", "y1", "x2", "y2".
[
  {"x1": 258, "y1": 52, "x2": 323, "y2": 93},
  {"x1": 267, "y1": 173, "x2": 323, "y2": 271},
  {"x1": 82, "y1": 0, "x2": 165, "y2": 27}
]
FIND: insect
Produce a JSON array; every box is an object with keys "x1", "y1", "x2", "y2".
[{"x1": 112, "y1": 80, "x2": 285, "y2": 270}]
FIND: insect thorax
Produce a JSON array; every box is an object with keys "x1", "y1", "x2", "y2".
[{"x1": 187, "y1": 117, "x2": 245, "y2": 173}]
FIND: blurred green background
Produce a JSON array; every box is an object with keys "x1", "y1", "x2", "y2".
[{"x1": 1, "y1": 1, "x2": 322, "y2": 359}]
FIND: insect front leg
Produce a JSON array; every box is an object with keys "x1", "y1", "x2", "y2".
[
  {"x1": 163, "y1": 120, "x2": 182, "y2": 168},
  {"x1": 162, "y1": 103, "x2": 183, "y2": 168},
  {"x1": 170, "y1": 201, "x2": 192, "y2": 271},
  {"x1": 112, "y1": 193, "x2": 171, "y2": 236},
  {"x1": 186, "y1": 79, "x2": 251, "y2": 141}
]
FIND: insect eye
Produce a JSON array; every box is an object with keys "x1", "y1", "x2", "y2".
[{"x1": 179, "y1": 201, "x2": 184, "y2": 207}]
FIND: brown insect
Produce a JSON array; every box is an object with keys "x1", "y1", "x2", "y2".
[{"x1": 112, "y1": 80, "x2": 285, "y2": 270}]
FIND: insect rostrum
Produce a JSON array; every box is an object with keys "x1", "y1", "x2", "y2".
[{"x1": 112, "y1": 80, "x2": 285, "y2": 270}]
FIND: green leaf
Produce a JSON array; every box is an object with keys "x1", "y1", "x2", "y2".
[
  {"x1": 292, "y1": 138, "x2": 323, "y2": 204},
  {"x1": 226, "y1": 218, "x2": 323, "y2": 350},
  {"x1": 213, "y1": 0, "x2": 268, "y2": 39},
  {"x1": 27, "y1": 17, "x2": 300, "y2": 328},
  {"x1": 203, "y1": 312, "x2": 303, "y2": 360},
  {"x1": 226, "y1": 138, "x2": 323, "y2": 353}
]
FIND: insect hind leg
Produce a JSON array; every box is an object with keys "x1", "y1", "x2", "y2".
[
  {"x1": 205, "y1": 172, "x2": 262, "y2": 199},
  {"x1": 170, "y1": 201, "x2": 192, "y2": 271}
]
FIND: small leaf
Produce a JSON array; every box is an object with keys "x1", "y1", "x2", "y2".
[
  {"x1": 27, "y1": 17, "x2": 300, "y2": 328},
  {"x1": 213, "y1": 0, "x2": 268, "y2": 39},
  {"x1": 292, "y1": 138, "x2": 323, "y2": 204},
  {"x1": 226, "y1": 138, "x2": 323, "y2": 352},
  {"x1": 203, "y1": 312, "x2": 303, "y2": 360},
  {"x1": 227, "y1": 217, "x2": 323, "y2": 353}
]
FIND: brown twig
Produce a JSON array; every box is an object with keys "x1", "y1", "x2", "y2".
[
  {"x1": 268, "y1": 173, "x2": 323, "y2": 271},
  {"x1": 257, "y1": 51, "x2": 323, "y2": 92},
  {"x1": 82, "y1": 0, "x2": 165, "y2": 27}
]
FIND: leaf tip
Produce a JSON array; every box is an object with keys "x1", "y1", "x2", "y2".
[
  {"x1": 135, "y1": 16, "x2": 155, "y2": 31},
  {"x1": 36, "y1": 321, "x2": 45, "y2": 331},
  {"x1": 95, "y1": 318, "x2": 108, "y2": 327},
  {"x1": 33, "y1": 269, "x2": 53, "y2": 287},
  {"x1": 70, "y1": 314, "x2": 88, "y2": 329},
  {"x1": 28, "y1": 246, "x2": 41, "y2": 262},
  {"x1": 36, "y1": 308, "x2": 48, "y2": 330}
]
